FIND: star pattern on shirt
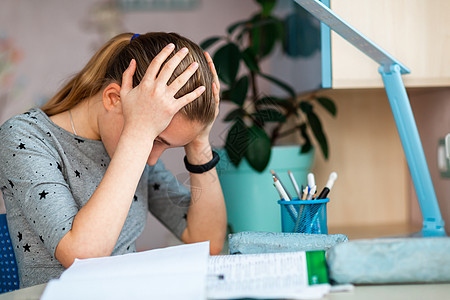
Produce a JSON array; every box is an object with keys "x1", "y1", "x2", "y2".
[
  {"x1": 39, "y1": 190, "x2": 49, "y2": 199},
  {"x1": 3, "y1": 110, "x2": 191, "y2": 265},
  {"x1": 23, "y1": 243, "x2": 31, "y2": 252}
]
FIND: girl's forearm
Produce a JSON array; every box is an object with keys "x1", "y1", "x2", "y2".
[
  {"x1": 182, "y1": 143, "x2": 227, "y2": 255},
  {"x1": 55, "y1": 129, "x2": 154, "y2": 267}
]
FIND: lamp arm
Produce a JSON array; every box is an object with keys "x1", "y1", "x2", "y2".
[{"x1": 380, "y1": 64, "x2": 445, "y2": 237}]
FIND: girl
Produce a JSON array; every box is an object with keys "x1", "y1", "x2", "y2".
[{"x1": 0, "y1": 32, "x2": 226, "y2": 288}]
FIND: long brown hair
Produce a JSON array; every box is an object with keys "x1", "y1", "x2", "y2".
[{"x1": 41, "y1": 32, "x2": 215, "y2": 124}]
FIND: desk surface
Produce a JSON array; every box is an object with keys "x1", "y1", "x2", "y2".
[
  {"x1": 1, "y1": 224, "x2": 446, "y2": 299},
  {"x1": 1, "y1": 283, "x2": 450, "y2": 300}
]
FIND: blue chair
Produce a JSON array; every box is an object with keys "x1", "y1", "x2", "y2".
[{"x1": 0, "y1": 214, "x2": 19, "y2": 293}]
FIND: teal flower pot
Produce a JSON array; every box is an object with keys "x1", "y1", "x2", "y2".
[{"x1": 216, "y1": 146, "x2": 314, "y2": 233}]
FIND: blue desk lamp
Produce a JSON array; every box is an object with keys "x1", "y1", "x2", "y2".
[{"x1": 294, "y1": 0, "x2": 446, "y2": 237}]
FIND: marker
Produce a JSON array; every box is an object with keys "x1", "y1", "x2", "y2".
[
  {"x1": 306, "y1": 173, "x2": 316, "y2": 200},
  {"x1": 307, "y1": 173, "x2": 315, "y2": 189},
  {"x1": 317, "y1": 172, "x2": 338, "y2": 199},
  {"x1": 288, "y1": 170, "x2": 301, "y2": 199},
  {"x1": 271, "y1": 170, "x2": 292, "y2": 201}
]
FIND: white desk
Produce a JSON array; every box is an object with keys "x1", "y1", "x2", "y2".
[{"x1": 1, "y1": 283, "x2": 450, "y2": 300}]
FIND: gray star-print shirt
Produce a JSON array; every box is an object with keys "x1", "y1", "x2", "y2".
[{"x1": 0, "y1": 108, "x2": 191, "y2": 288}]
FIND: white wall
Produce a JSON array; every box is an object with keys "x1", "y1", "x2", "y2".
[{"x1": 0, "y1": 0, "x2": 260, "y2": 250}]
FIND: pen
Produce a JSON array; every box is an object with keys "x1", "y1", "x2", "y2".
[
  {"x1": 317, "y1": 172, "x2": 338, "y2": 199},
  {"x1": 306, "y1": 184, "x2": 316, "y2": 200},
  {"x1": 288, "y1": 170, "x2": 301, "y2": 199},
  {"x1": 273, "y1": 177, "x2": 291, "y2": 202},
  {"x1": 273, "y1": 177, "x2": 298, "y2": 219},
  {"x1": 271, "y1": 170, "x2": 293, "y2": 201},
  {"x1": 301, "y1": 186, "x2": 308, "y2": 200}
]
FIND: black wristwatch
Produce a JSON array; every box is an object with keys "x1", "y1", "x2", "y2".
[{"x1": 184, "y1": 151, "x2": 220, "y2": 174}]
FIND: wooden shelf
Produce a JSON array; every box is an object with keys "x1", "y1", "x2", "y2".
[{"x1": 329, "y1": 0, "x2": 450, "y2": 89}]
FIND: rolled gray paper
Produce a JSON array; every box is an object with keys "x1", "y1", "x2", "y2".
[
  {"x1": 328, "y1": 237, "x2": 450, "y2": 284},
  {"x1": 228, "y1": 231, "x2": 348, "y2": 254}
]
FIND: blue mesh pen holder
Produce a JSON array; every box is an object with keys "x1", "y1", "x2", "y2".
[{"x1": 278, "y1": 198, "x2": 329, "y2": 234}]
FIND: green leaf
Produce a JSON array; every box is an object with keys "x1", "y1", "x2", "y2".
[
  {"x1": 253, "y1": 109, "x2": 286, "y2": 123},
  {"x1": 283, "y1": 8, "x2": 320, "y2": 57},
  {"x1": 200, "y1": 36, "x2": 222, "y2": 50},
  {"x1": 213, "y1": 43, "x2": 241, "y2": 85},
  {"x1": 241, "y1": 47, "x2": 260, "y2": 72},
  {"x1": 299, "y1": 101, "x2": 313, "y2": 114},
  {"x1": 229, "y1": 76, "x2": 249, "y2": 107},
  {"x1": 225, "y1": 120, "x2": 248, "y2": 166},
  {"x1": 227, "y1": 20, "x2": 248, "y2": 35},
  {"x1": 224, "y1": 108, "x2": 246, "y2": 122},
  {"x1": 255, "y1": 96, "x2": 295, "y2": 111},
  {"x1": 245, "y1": 126, "x2": 271, "y2": 172},
  {"x1": 259, "y1": 73, "x2": 296, "y2": 98},
  {"x1": 250, "y1": 16, "x2": 282, "y2": 58},
  {"x1": 256, "y1": 0, "x2": 277, "y2": 17},
  {"x1": 306, "y1": 110, "x2": 328, "y2": 159},
  {"x1": 221, "y1": 89, "x2": 231, "y2": 100},
  {"x1": 298, "y1": 123, "x2": 312, "y2": 154},
  {"x1": 315, "y1": 96, "x2": 337, "y2": 116}
]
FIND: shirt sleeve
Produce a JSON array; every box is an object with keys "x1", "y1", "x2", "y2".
[
  {"x1": 0, "y1": 119, "x2": 79, "y2": 257},
  {"x1": 146, "y1": 161, "x2": 191, "y2": 240}
]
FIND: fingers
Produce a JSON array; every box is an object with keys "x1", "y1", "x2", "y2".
[
  {"x1": 204, "y1": 52, "x2": 220, "y2": 118},
  {"x1": 156, "y1": 47, "x2": 190, "y2": 85},
  {"x1": 121, "y1": 59, "x2": 136, "y2": 95},
  {"x1": 175, "y1": 86, "x2": 206, "y2": 110},
  {"x1": 204, "y1": 51, "x2": 220, "y2": 92},
  {"x1": 167, "y1": 61, "x2": 199, "y2": 95},
  {"x1": 142, "y1": 43, "x2": 176, "y2": 81}
]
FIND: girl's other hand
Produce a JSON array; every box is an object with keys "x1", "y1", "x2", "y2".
[
  {"x1": 188, "y1": 51, "x2": 220, "y2": 148},
  {"x1": 120, "y1": 44, "x2": 205, "y2": 140}
]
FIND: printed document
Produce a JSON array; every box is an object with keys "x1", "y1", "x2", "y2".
[{"x1": 207, "y1": 251, "x2": 330, "y2": 299}]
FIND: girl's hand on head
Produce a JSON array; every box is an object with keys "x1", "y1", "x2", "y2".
[
  {"x1": 120, "y1": 44, "x2": 205, "y2": 140},
  {"x1": 187, "y1": 51, "x2": 220, "y2": 149}
]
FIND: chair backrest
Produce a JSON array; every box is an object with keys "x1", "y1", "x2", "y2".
[{"x1": 0, "y1": 214, "x2": 19, "y2": 293}]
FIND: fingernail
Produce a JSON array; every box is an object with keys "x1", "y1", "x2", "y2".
[
  {"x1": 191, "y1": 62, "x2": 198, "y2": 69},
  {"x1": 199, "y1": 86, "x2": 206, "y2": 92},
  {"x1": 180, "y1": 47, "x2": 189, "y2": 54},
  {"x1": 167, "y1": 43, "x2": 175, "y2": 49}
]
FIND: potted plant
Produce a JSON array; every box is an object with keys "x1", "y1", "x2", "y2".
[{"x1": 201, "y1": 0, "x2": 336, "y2": 232}]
